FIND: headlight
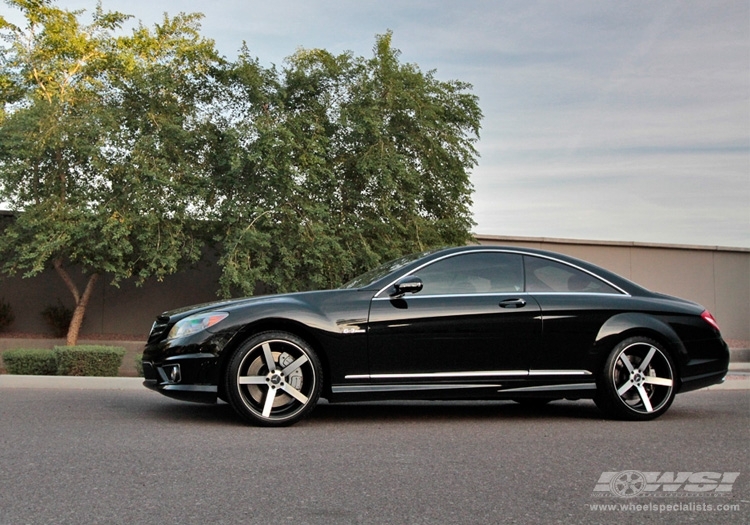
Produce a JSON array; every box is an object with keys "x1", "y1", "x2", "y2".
[{"x1": 167, "y1": 312, "x2": 229, "y2": 340}]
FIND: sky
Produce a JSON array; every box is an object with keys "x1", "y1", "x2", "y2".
[{"x1": 2, "y1": 0, "x2": 749, "y2": 248}]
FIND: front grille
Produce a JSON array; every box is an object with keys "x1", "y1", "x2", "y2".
[{"x1": 147, "y1": 317, "x2": 171, "y2": 344}]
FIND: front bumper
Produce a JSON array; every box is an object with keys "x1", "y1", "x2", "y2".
[{"x1": 142, "y1": 352, "x2": 219, "y2": 404}]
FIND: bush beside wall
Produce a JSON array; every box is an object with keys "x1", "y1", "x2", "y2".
[
  {"x1": 53, "y1": 346, "x2": 125, "y2": 376},
  {"x1": 2, "y1": 349, "x2": 57, "y2": 375}
]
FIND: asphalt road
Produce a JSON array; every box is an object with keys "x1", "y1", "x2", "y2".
[{"x1": 0, "y1": 387, "x2": 747, "y2": 525}]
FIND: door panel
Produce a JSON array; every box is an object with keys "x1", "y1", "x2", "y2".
[
  {"x1": 367, "y1": 294, "x2": 542, "y2": 376},
  {"x1": 366, "y1": 252, "x2": 542, "y2": 379}
]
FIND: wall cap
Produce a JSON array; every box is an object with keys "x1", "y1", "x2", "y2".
[{"x1": 473, "y1": 234, "x2": 750, "y2": 254}]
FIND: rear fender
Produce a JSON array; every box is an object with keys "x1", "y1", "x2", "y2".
[{"x1": 594, "y1": 312, "x2": 688, "y2": 372}]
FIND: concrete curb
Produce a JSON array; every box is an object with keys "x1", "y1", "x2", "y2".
[
  {"x1": 704, "y1": 371, "x2": 750, "y2": 390},
  {"x1": 0, "y1": 375, "x2": 144, "y2": 390}
]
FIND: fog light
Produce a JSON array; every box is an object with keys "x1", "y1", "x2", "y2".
[{"x1": 165, "y1": 364, "x2": 181, "y2": 383}]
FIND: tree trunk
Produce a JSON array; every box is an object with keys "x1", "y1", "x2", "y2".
[
  {"x1": 53, "y1": 259, "x2": 100, "y2": 346},
  {"x1": 66, "y1": 273, "x2": 99, "y2": 346}
]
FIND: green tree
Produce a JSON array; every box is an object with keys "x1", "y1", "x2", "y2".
[
  {"x1": 214, "y1": 32, "x2": 482, "y2": 295},
  {"x1": 0, "y1": 0, "x2": 220, "y2": 344},
  {"x1": 1, "y1": 0, "x2": 482, "y2": 340}
]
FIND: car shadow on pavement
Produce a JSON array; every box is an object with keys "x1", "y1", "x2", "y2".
[
  {"x1": 128, "y1": 389, "x2": 735, "y2": 427},
  {"x1": 138, "y1": 398, "x2": 246, "y2": 427},
  {"x1": 138, "y1": 396, "x2": 611, "y2": 426},
  {"x1": 3, "y1": 382, "x2": 732, "y2": 427},
  {"x1": 310, "y1": 399, "x2": 607, "y2": 424}
]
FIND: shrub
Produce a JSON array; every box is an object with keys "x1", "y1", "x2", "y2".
[
  {"x1": 2, "y1": 348, "x2": 57, "y2": 375},
  {"x1": 0, "y1": 298, "x2": 14, "y2": 332},
  {"x1": 134, "y1": 353, "x2": 144, "y2": 377},
  {"x1": 42, "y1": 301, "x2": 73, "y2": 338},
  {"x1": 53, "y1": 345, "x2": 125, "y2": 377}
]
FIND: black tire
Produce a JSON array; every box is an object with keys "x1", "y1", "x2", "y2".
[
  {"x1": 225, "y1": 331, "x2": 322, "y2": 427},
  {"x1": 595, "y1": 337, "x2": 676, "y2": 421}
]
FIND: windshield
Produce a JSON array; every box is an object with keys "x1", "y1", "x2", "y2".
[{"x1": 340, "y1": 250, "x2": 433, "y2": 289}]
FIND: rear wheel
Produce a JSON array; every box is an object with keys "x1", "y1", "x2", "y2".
[
  {"x1": 595, "y1": 337, "x2": 676, "y2": 420},
  {"x1": 226, "y1": 331, "x2": 322, "y2": 427}
]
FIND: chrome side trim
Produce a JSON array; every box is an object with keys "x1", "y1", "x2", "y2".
[
  {"x1": 372, "y1": 292, "x2": 532, "y2": 301},
  {"x1": 346, "y1": 369, "x2": 592, "y2": 380},
  {"x1": 372, "y1": 292, "x2": 624, "y2": 302},
  {"x1": 332, "y1": 382, "x2": 597, "y2": 395},
  {"x1": 346, "y1": 370, "x2": 528, "y2": 380},
  {"x1": 162, "y1": 384, "x2": 218, "y2": 393},
  {"x1": 332, "y1": 383, "x2": 502, "y2": 394},
  {"x1": 164, "y1": 353, "x2": 215, "y2": 361},
  {"x1": 499, "y1": 383, "x2": 596, "y2": 393},
  {"x1": 528, "y1": 370, "x2": 593, "y2": 376}
]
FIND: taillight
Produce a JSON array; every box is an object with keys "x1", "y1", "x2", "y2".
[{"x1": 701, "y1": 310, "x2": 721, "y2": 333}]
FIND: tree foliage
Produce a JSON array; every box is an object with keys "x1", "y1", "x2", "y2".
[
  {"x1": 0, "y1": 1, "x2": 482, "y2": 342},
  {"x1": 212, "y1": 32, "x2": 481, "y2": 295},
  {"x1": 0, "y1": 0, "x2": 220, "y2": 344}
]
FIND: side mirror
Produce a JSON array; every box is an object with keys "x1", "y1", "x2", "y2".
[{"x1": 390, "y1": 275, "x2": 423, "y2": 298}]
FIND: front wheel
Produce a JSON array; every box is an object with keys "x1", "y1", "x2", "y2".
[
  {"x1": 595, "y1": 337, "x2": 676, "y2": 420},
  {"x1": 226, "y1": 331, "x2": 323, "y2": 427}
]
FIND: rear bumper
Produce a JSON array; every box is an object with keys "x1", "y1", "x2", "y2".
[
  {"x1": 678, "y1": 369, "x2": 728, "y2": 393},
  {"x1": 678, "y1": 339, "x2": 730, "y2": 393}
]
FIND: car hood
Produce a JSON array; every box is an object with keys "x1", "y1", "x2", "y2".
[{"x1": 158, "y1": 289, "x2": 348, "y2": 322}]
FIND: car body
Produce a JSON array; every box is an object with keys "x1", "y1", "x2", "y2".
[{"x1": 142, "y1": 245, "x2": 729, "y2": 426}]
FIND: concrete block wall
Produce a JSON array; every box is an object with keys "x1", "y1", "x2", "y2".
[{"x1": 0, "y1": 235, "x2": 747, "y2": 343}]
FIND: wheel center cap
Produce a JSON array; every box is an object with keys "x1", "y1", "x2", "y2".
[
  {"x1": 270, "y1": 374, "x2": 282, "y2": 385},
  {"x1": 632, "y1": 372, "x2": 644, "y2": 385}
]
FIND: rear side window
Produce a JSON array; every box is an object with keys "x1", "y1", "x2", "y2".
[{"x1": 524, "y1": 256, "x2": 620, "y2": 294}]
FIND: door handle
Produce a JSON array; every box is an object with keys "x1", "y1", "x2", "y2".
[{"x1": 499, "y1": 298, "x2": 526, "y2": 309}]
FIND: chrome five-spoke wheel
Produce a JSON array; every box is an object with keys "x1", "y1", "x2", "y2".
[
  {"x1": 226, "y1": 331, "x2": 322, "y2": 426},
  {"x1": 595, "y1": 337, "x2": 676, "y2": 420}
]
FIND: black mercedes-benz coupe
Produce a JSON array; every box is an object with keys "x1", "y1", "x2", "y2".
[{"x1": 142, "y1": 246, "x2": 729, "y2": 426}]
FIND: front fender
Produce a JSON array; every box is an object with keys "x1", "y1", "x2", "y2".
[
  {"x1": 216, "y1": 291, "x2": 372, "y2": 338},
  {"x1": 211, "y1": 290, "x2": 373, "y2": 386}
]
